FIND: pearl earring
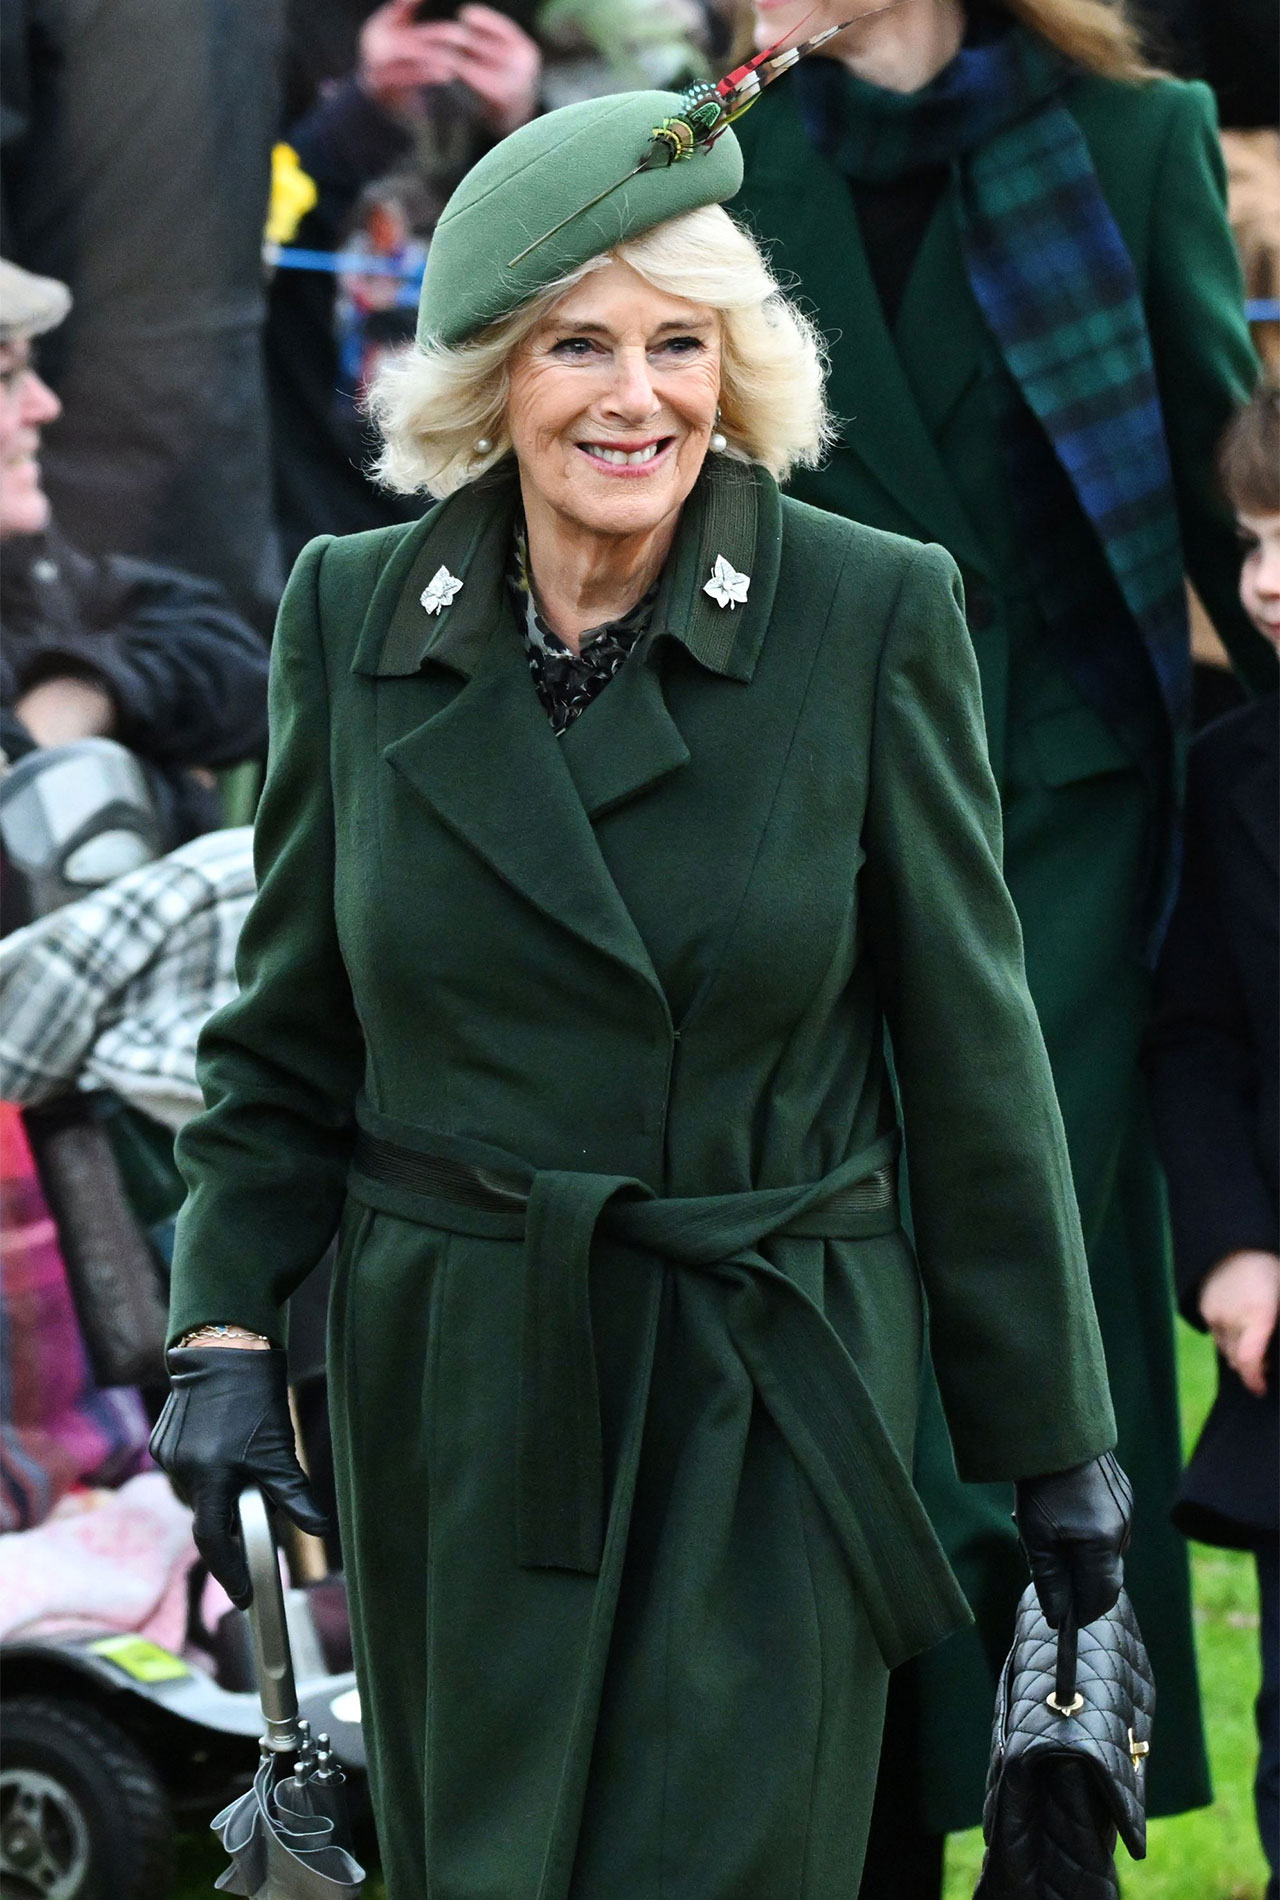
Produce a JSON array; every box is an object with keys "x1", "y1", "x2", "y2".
[
  {"x1": 474, "y1": 436, "x2": 493, "y2": 456},
  {"x1": 710, "y1": 409, "x2": 727, "y2": 454}
]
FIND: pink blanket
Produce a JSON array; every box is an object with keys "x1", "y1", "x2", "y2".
[{"x1": 0, "y1": 1470, "x2": 200, "y2": 1651}]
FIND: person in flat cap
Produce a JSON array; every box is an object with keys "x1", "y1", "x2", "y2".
[
  {"x1": 152, "y1": 73, "x2": 1129, "y2": 1898},
  {"x1": 0, "y1": 258, "x2": 270, "y2": 909}
]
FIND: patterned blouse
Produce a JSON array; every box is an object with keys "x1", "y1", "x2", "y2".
[{"x1": 508, "y1": 526, "x2": 658, "y2": 737}]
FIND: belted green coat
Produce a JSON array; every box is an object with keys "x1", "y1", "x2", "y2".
[
  {"x1": 733, "y1": 67, "x2": 1277, "y2": 1828},
  {"x1": 168, "y1": 458, "x2": 1115, "y2": 1900}
]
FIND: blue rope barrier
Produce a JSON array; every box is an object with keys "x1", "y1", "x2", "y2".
[
  {"x1": 266, "y1": 244, "x2": 426, "y2": 283},
  {"x1": 266, "y1": 248, "x2": 1280, "y2": 323}
]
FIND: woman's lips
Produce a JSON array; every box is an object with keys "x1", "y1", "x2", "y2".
[{"x1": 577, "y1": 436, "x2": 675, "y2": 476}]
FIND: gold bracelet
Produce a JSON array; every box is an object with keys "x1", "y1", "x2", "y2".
[{"x1": 177, "y1": 1324, "x2": 272, "y2": 1348}]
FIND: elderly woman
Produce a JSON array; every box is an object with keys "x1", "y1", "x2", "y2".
[{"x1": 151, "y1": 85, "x2": 1128, "y2": 1899}]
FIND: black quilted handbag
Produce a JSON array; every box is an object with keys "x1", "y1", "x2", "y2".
[{"x1": 974, "y1": 1585, "x2": 1156, "y2": 1899}]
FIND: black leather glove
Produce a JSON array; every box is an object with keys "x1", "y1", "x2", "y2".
[
  {"x1": 149, "y1": 1347, "x2": 328, "y2": 1609},
  {"x1": 1014, "y1": 1450, "x2": 1133, "y2": 1630}
]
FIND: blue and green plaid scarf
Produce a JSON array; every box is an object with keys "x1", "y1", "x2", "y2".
[{"x1": 799, "y1": 26, "x2": 1188, "y2": 946}]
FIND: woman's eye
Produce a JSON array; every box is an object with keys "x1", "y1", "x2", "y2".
[
  {"x1": 550, "y1": 337, "x2": 600, "y2": 360},
  {"x1": 656, "y1": 336, "x2": 704, "y2": 357}
]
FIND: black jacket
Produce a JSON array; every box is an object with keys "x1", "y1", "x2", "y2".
[
  {"x1": 1146, "y1": 694, "x2": 1279, "y2": 1547},
  {"x1": 1, "y1": 526, "x2": 270, "y2": 848}
]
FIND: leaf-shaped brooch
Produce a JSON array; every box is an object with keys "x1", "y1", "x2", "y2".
[
  {"x1": 703, "y1": 555, "x2": 750, "y2": 610},
  {"x1": 420, "y1": 566, "x2": 464, "y2": 616}
]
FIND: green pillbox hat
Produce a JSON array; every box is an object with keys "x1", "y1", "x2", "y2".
[{"x1": 417, "y1": 90, "x2": 743, "y2": 349}]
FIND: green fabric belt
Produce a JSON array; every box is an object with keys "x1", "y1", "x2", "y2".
[{"x1": 348, "y1": 1108, "x2": 971, "y2": 1667}]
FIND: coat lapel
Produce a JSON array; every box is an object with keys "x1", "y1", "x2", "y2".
[
  {"x1": 558, "y1": 656, "x2": 690, "y2": 820},
  {"x1": 556, "y1": 457, "x2": 780, "y2": 817},
  {"x1": 740, "y1": 89, "x2": 990, "y2": 578},
  {"x1": 893, "y1": 175, "x2": 989, "y2": 438},
  {"x1": 364, "y1": 461, "x2": 780, "y2": 1003},
  {"x1": 385, "y1": 629, "x2": 669, "y2": 1001}
]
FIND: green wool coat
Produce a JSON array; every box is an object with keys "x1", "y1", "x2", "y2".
[
  {"x1": 168, "y1": 458, "x2": 1115, "y2": 1900},
  {"x1": 734, "y1": 65, "x2": 1277, "y2": 1829}
]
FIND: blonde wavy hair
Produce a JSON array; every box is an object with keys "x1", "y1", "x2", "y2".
[
  {"x1": 1001, "y1": 0, "x2": 1163, "y2": 80},
  {"x1": 367, "y1": 204, "x2": 833, "y2": 496}
]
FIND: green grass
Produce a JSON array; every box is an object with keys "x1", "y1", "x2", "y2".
[{"x1": 176, "y1": 1325, "x2": 1267, "y2": 1900}]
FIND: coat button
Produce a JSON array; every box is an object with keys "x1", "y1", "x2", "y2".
[{"x1": 964, "y1": 577, "x2": 995, "y2": 632}]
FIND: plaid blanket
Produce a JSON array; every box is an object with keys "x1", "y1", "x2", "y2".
[
  {"x1": 798, "y1": 25, "x2": 1189, "y2": 944},
  {"x1": 0, "y1": 827, "x2": 254, "y2": 1128}
]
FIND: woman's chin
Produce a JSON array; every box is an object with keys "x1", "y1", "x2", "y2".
[
  {"x1": 569, "y1": 494, "x2": 681, "y2": 540},
  {"x1": 0, "y1": 486, "x2": 51, "y2": 540},
  {"x1": 554, "y1": 456, "x2": 703, "y2": 540}
]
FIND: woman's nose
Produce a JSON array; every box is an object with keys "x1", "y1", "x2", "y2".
[
  {"x1": 20, "y1": 372, "x2": 61, "y2": 427},
  {"x1": 601, "y1": 347, "x2": 659, "y2": 423}
]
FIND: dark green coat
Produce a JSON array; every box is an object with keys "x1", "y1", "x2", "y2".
[
  {"x1": 734, "y1": 66, "x2": 1276, "y2": 1827},
  {"x1": 168, "y1": 459, "x2": 1114, "y2": 1899}
]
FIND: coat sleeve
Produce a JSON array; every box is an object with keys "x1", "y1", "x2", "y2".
[
  {"x1": 1145, "y1": 739, "x2": 1277, "y2": 1317},
  {"x1": 165, "y1": 537, "x2": 365, "y2": 1344},
  {"x1": 13, "y1": 541, "x2": 271, "y2": 768},
  {"x1": 861, "y1": 544, "x2": 1116, "y2": 1483},
  {"x1": 1145, "y1": 80, "x2": 1278, "y2": 695},
  {"x1": 89, "y1": 552, "x2": 271, "y2": 767}
]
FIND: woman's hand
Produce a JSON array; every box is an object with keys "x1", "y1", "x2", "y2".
[
  {"x1": 1199, "y1": 1249, "x2": 1280, "y2": 1397},
  {"x1": 1014, "y1": 1451, "x2": 1133, "y2": 1630},
  {"x1": 420, "y1": 6, "x2": 542, "y2": 138},
  {"x1": 358, "y1": 2, "x2": 541, "y2": 137},
  {"x1": 149, "y1": 1347, "x2": 328, "y2": 1607},
  {"x1": 14, "y1": 676, "x2": 114, "y2": 745},
  {"x1": 358, "y1": 0, "x2": 469, "y2": 114}
]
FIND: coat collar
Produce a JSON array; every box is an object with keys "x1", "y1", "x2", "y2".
[
  {"x1": 359, "y1": 455, "x2": 783, "y2": 1004},
  {"x1": 352, "y1": 454, "x2": 783, "y2": 685},
  {"x1": 739, "y1": 87, "x2": 991, "y2": 578},
  {"x1": 350, "y1": 466, "x2": 514, "y2": 681}
]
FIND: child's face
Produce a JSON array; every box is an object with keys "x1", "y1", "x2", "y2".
[{"x1": 1238, "y1": 509, "x2": 1280, "y2": 651}]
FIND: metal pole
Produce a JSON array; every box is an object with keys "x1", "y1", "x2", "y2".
[{"x1": 238, "y1": 1487, "x2": 302, "y2": 1757}]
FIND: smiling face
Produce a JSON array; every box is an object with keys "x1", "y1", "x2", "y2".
[
  {"x1": 504, "y1": 259, "x2": 722, "y2": 550},
  {"x1": 0, "y1": 340, "x2": 60, "y2": 539}
]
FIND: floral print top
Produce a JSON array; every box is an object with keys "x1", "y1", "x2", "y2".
[{"x1": 508, "y1": 526, "x2": 658, "y2": 738}]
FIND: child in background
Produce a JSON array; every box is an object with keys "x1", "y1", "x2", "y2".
[{"x1": 1146, "y1": 383, "x2": 1280, "y2": 1899}]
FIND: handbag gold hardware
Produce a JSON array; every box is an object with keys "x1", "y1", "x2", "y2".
[
  {"x1": 1046, "y1": 1690, "x2": 1085, "y2": 1716},
  {"x1": 1128, "y1": 1728, "x2": 1150, "y2": 1769}
]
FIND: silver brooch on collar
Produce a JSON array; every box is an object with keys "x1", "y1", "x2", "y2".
[
  {"x1": 420, "y1": 566, "x2": 463, "y2": 615},
  {"x1": 703, "y1": 555, "x2": 750, "y2": 610}
]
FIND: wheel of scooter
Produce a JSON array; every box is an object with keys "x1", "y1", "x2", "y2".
[{"x1": 0, "y1": 1697, "x2": 174, "y2": 1900}]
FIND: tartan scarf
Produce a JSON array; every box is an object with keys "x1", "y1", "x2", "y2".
[{"x1": 799, "y1": 27, "x2": 1189, "y2": 945}]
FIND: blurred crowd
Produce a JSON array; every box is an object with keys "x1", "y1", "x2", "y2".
[{"x1": 0, "y1": 0, "x2": 1276, "y2": 1894}]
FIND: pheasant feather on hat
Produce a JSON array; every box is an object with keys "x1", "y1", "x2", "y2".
[
  {"x1": 509, "y1": 12, "x2": 882, "y2": 266},
  {"x1": 417, "y1": 7, "x2": 903, "y2": 349}
]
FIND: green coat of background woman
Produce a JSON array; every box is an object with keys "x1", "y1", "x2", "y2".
[{"x1": 732, "y1": 0, "x2": 1277, "y2": 1843}]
